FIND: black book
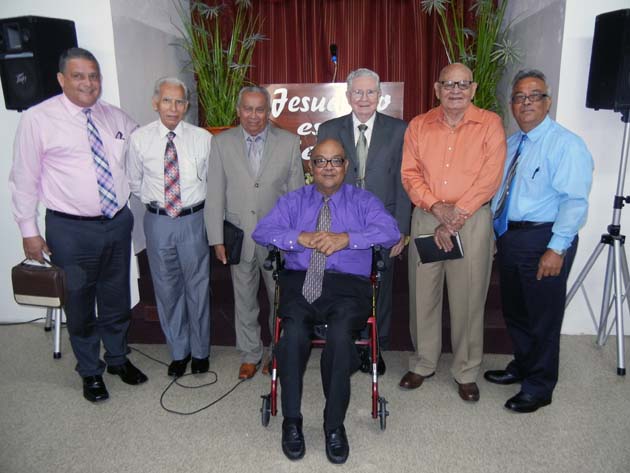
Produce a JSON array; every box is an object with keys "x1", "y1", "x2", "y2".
[
  {"x1": 223, "y1": 220, "x2": 244, "y2": 265},
  {"x1": 414, "y1": 232, "x2": 464, "y2": 264}
]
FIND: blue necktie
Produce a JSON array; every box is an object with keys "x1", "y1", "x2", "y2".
[
  {"x1": 83, "y1": 108, "x2": 119, "y2": 218},
  {"x1": 493, "y1": 134, "x2": 527, "y2": 237}
]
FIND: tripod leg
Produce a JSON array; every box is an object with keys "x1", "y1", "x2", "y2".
[
  {"x1": 597, "y1": 246, "x2": 616, "y2": 346},
  {"x1": 612, "y1": 239, "x2": 626, "y2": 375},
  {"x1": 619, "y1": 246, "x2": 630, "y2": 318},
  {"x1": 566, "y1": 242, "x2": 606, "y2": 306}
]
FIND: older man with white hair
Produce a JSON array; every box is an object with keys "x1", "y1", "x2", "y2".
[{"x1": 127, "y1": 77, "x2": 213, "y2": 377}]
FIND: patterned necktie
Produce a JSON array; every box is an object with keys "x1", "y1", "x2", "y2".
[
  {"x1": 356, "y1": 124, "x2": 368, "y2": 189},
  {"x1": 493, "y1": 134, "x2": 527, "y2": 237},
  {"x1": 247, "y1": 135, "x2": 263, "y2": 176},
  {"x1": 302, "y1": 197, "x2": 331, "y2": 303},
  {"x1": 164, "y1": 131, "x2": 182, "y2": 218},
  {"x1": 83, "y1": 108, "x2": 119, "y2": 218}
]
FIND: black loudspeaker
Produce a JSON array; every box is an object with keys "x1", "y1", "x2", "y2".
[
  {"x1": 0, "y1": 16, "x2": 77, "y2": 111},
  {"x1": 586, "y1": 9, "x2": 630, "y2": 112}
]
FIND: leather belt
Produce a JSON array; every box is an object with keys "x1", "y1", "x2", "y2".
[
  {"x1": 47, "y1": 207, "x2": 125, "y2": 221},
  {"x1": 507, "y1": 221, "x2": 553, "y2": 230},
  {"x1": 145, "y1": 202, "x2": 205, "y2": 217}
]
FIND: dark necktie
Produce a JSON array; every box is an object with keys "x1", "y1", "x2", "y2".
[
  {"x1": 356, "y1": 124, "x2": 368, "y2": 188},
  {"x1": 302, "y1": 197, "x2": 331, "y2": 303},
  {"x1": 493, "y1": 134, "x2": 527, "y2": 237},
  {"x1": 164, "y1": 131, "x2": 182, "y2": 218},
  {"x1": 83, "y1": 108, "x2": 118, "y2": 218}
]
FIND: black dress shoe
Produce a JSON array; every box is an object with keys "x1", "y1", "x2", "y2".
[
  {"x1": 281, "y1": 418, "x2": 305, "y2": 461},
  {"x1": 325, "y1": 425, "x2": 349, "y2": 464},
  {"x1": 107, "y1": 360, "x2": 148, "y2": 385},
  {"x1": 191, "y1": 357, "x2": 209, "y2": 374},
  {"x1": 484, "y1": 369, "x2": 523, "y2": 385},
  {"x1": 505, "y1": 391, "x2": 552, "y2": 413},
  {"x1": 377, "y1": 352, "x2": 386, "y2": 376},
  {"x1": 83, "y1": 375, "x2": 109, "y2": 403},
  {"x1": 357, "y1": 346, "x2": 371, "y2": 373},
  {"x1": 168, "y1": 354, "x2": 191, "y2": 377}
]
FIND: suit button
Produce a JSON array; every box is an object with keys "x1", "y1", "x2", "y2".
[
  {"x1": 254, "y1": 183, "x2": 259, "y2": 188},
  {"x1": 251, "y1": 210, "x2": 256, "y2": 214}
]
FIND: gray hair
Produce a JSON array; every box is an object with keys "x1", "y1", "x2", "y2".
[
  {"x1": 237, "y1": 86, "x2": 271, "y2": 110},
  {"x1": 153, "y1": 77, "x2": 189, "y2": 101},
  {"x1": 346, "y1": 68, "x2": 381, "y2": 92},
  {"x1": 58, "y1": 47, "x2": 100, "y2": 74},
  {"x1": 512, "y1": 69, "x2": 552, "y2": 96}
]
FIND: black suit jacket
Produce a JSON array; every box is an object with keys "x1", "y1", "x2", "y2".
[{"x1": 317, "y1": 112, "x2": 411, "y2": 234}]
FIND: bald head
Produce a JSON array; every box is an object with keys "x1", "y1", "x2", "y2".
[
  {"x1": 434, "y1": 62, "x2": 477, "y2": 120},
  {"x1": 438, "y1": 62, "x2": 473, "y2": 82}
]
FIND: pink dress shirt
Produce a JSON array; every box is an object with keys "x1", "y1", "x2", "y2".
[{"x1": 9, "y1": 94, "x2": 138, "y2": 237}]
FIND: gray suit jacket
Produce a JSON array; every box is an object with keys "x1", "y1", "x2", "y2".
[
  {"x1": 205, "y1": 124, "x2": 304, "y2": 262},
  {"x1": 317, "y1": 112, "x2": 411, "y2": 234}
]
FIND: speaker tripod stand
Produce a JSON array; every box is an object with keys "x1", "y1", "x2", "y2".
[{"x1": 566, "y1": 110, "x2": 630, "y2": 375}]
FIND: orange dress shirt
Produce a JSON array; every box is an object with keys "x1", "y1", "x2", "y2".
[{"x1": 401, "y1": 104, "x2": 506, "y2": 215}]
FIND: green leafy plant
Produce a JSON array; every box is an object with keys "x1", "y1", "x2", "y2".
[
  {"x1": 174, "y1": 0, "x2": 265, "y2": 126},
  {"x1": 421, "y1": 0, "x2": 520, "y2": 116}
]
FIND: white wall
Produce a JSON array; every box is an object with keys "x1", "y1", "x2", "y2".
[
  {"x1": 556, "y1": 0, "x2": 630, "y2": 335},
  {"x1": 0, "y1": 0, "x2": 188, "y2": 322}
]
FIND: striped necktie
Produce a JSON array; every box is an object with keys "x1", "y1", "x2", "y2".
[
  {"x1": 247, "y1": 135, "x2": 263, "y2": 176},
  {"x1": 302, "y1": 197, "x2": 331, "y2": 303},
  {"x1": 356, "y1": 124, "x2": 368, "y2": 189},
  {"x1": 493, "y1": 134, "x2": 527, "y2": 237},
  {"x1": 164, "y1": 131, "x2": 182, "y2": 218},
  {"x1": 83, "y1": 108, "x2": 119, "y2": 218}
]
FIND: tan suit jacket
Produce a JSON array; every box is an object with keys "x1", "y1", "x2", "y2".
[{"x1": 205, "y1": 124, "x2": 304, "y2": 261}]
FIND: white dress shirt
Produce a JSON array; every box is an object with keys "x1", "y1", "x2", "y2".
[{"x1": 127, "y1": 120, "x2": 212, "y2": 207}]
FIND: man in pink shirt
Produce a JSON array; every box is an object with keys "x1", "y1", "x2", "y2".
[{"x1": 9, "y1": 47, "x2": 148, "y2": 403}]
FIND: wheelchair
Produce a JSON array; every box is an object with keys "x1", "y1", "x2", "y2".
[{"x1": 259, "y1": 245, "x2": 389, "y2": 431}]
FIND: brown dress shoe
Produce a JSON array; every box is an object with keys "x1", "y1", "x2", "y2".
[
  {"x1": 399, "y1": 371, "x2": 434, "y2": 389},
  {"x1": 457, "y1": 381, "x2": 480, "y2": 402},
  {"x1": 238, "y1": 362, "x2": 258, "y2": 379}
]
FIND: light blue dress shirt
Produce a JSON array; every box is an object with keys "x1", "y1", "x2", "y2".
[{"x1": 491, "y1": 115, "x2": 593, "y2": 251}]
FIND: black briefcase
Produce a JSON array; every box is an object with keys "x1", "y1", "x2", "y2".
[
  {"x1": 223, "y1": 220, "x2": 244, "y2": 265},
  {"x1": 11, "y1": 258, "x2": 66, "y2": 308}
]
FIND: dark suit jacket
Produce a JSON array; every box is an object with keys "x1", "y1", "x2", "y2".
[{"x1": 317, "y1": 112, "x2": 411, "y2": 234}]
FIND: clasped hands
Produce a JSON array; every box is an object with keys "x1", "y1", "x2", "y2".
[
  {"x1": 298, "y1": 231, "x2": 349, "y2": 256},
  {"x1": 431, "y1": 202, "x2": 470, "y2": 252}
]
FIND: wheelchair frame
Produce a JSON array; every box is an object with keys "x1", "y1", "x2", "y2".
[{"x1": 260, "y1": 245, "x2": 389, "y2": 431}]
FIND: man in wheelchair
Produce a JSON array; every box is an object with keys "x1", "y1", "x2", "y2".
[{"x1": 252, "y1": 139, "x2": 400, "y2": 464}]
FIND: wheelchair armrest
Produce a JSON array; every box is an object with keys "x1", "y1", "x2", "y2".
[
  {"x1": 263, "y1": 244, "x2": 282, "y2": 271},
  {"x1": 372, "y1": 245, "x2": 386, "y2": 274}
]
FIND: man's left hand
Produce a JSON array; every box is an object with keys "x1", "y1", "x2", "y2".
[
  {"x1": 390, "y1": 234, "x2": 407, "y2": 257},
  {"x1": 310, "y1": 232, "x2": 349, "y2": 256},
  {"x1": 536, "y1": 249, "x2": 564, "y2": 280}
]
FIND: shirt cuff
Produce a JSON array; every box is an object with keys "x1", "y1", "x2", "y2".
[
  {"x1": 548, "y1": 234, "x2": 573, "y2": 252},
  {"x1": 347, "y1": 232, "x2": 370, "y2": 250},
  {"x1": 272, "y1": 230, "x2": 303, "y2": 251},
  {"x1": 19, "y1": 220, "x2": 40, "y2": 239}
]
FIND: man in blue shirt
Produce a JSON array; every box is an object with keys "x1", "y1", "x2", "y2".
[
  {"x1": 252, "y1": 139, "x2": 399, "y2": 464},
  {"x1": 486, "y1": 69, "x2": 593, "y2": 413}
]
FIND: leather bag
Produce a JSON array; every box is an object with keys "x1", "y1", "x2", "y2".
[
  {"x1": 11, "y1": 258, "x2": 66, "y2": 308},
  {"x1": 223, "y1": 220, "x2": 244, "y2": 265}
]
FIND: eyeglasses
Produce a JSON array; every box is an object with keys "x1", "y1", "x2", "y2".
[
  {"x1": 438, "y1": 80, "x2": 474, "y2": 90},
  {"x1": 511, "y1": 93, "x2": 549, "y2": 104},
  {"x1": 349, "y1": 89, "x2": 379, "y2": 99},
  {"x1": 160, "y1": 97, "x2": 188, "y2": 108},
  {"x1": 312, "y1": 157, "x2": 345, "y2": 168}
]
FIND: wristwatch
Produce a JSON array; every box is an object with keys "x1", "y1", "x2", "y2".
[{"x1": 550, "y1": 248, "x2": 566, "y2": 257}]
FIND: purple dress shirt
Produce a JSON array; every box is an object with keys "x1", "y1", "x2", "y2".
[
  {"x1": 9, "y1": 94, "x2": 138, "y2": 237},
  {"x1": 252, "y1": 183, "x2": 400, "y2": 277}
]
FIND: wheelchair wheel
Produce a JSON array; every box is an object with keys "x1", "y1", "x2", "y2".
[
  {"x1": 261, "y1": 394, "x2": 271, "y2": 427},
  {"x1": 378, "y1": 397, "x2": 389, "y2": 431}
]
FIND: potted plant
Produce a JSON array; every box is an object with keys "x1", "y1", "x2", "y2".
[
  {"x1": 421, "y1": 0, "x2": 520, "y2": 117},
  {"x1": 174, "y1": 0, "x2": 265, "y2": 129}
]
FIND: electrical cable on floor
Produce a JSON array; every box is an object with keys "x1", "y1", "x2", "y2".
[
  {"x1": 0, "y1": 317, "x2": 46, "y2": 325},
  {"x1": 130, "y1": 345, "x2": 248, "y2": 416}
]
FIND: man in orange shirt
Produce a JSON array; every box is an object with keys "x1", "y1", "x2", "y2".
[{"x1": 399, "y1": 63, "x2": 506, "y2": 401}]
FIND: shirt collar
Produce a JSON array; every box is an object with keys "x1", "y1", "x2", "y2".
[
  {"x1": 242, "y1": 125, "x2": 269, "y2": 143},
  {"x1": 159, "y1": 120, "x2": 184, "y2": 138},
  {"x1": 521, "y1": 115, "x2": 552, "y2": 143},
  {"x1": 61, "y1": 93, "x2": 98, "y2": 118},
  {"x1": 351, "y1": 112, "x2": 376, "y2": 130}
]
